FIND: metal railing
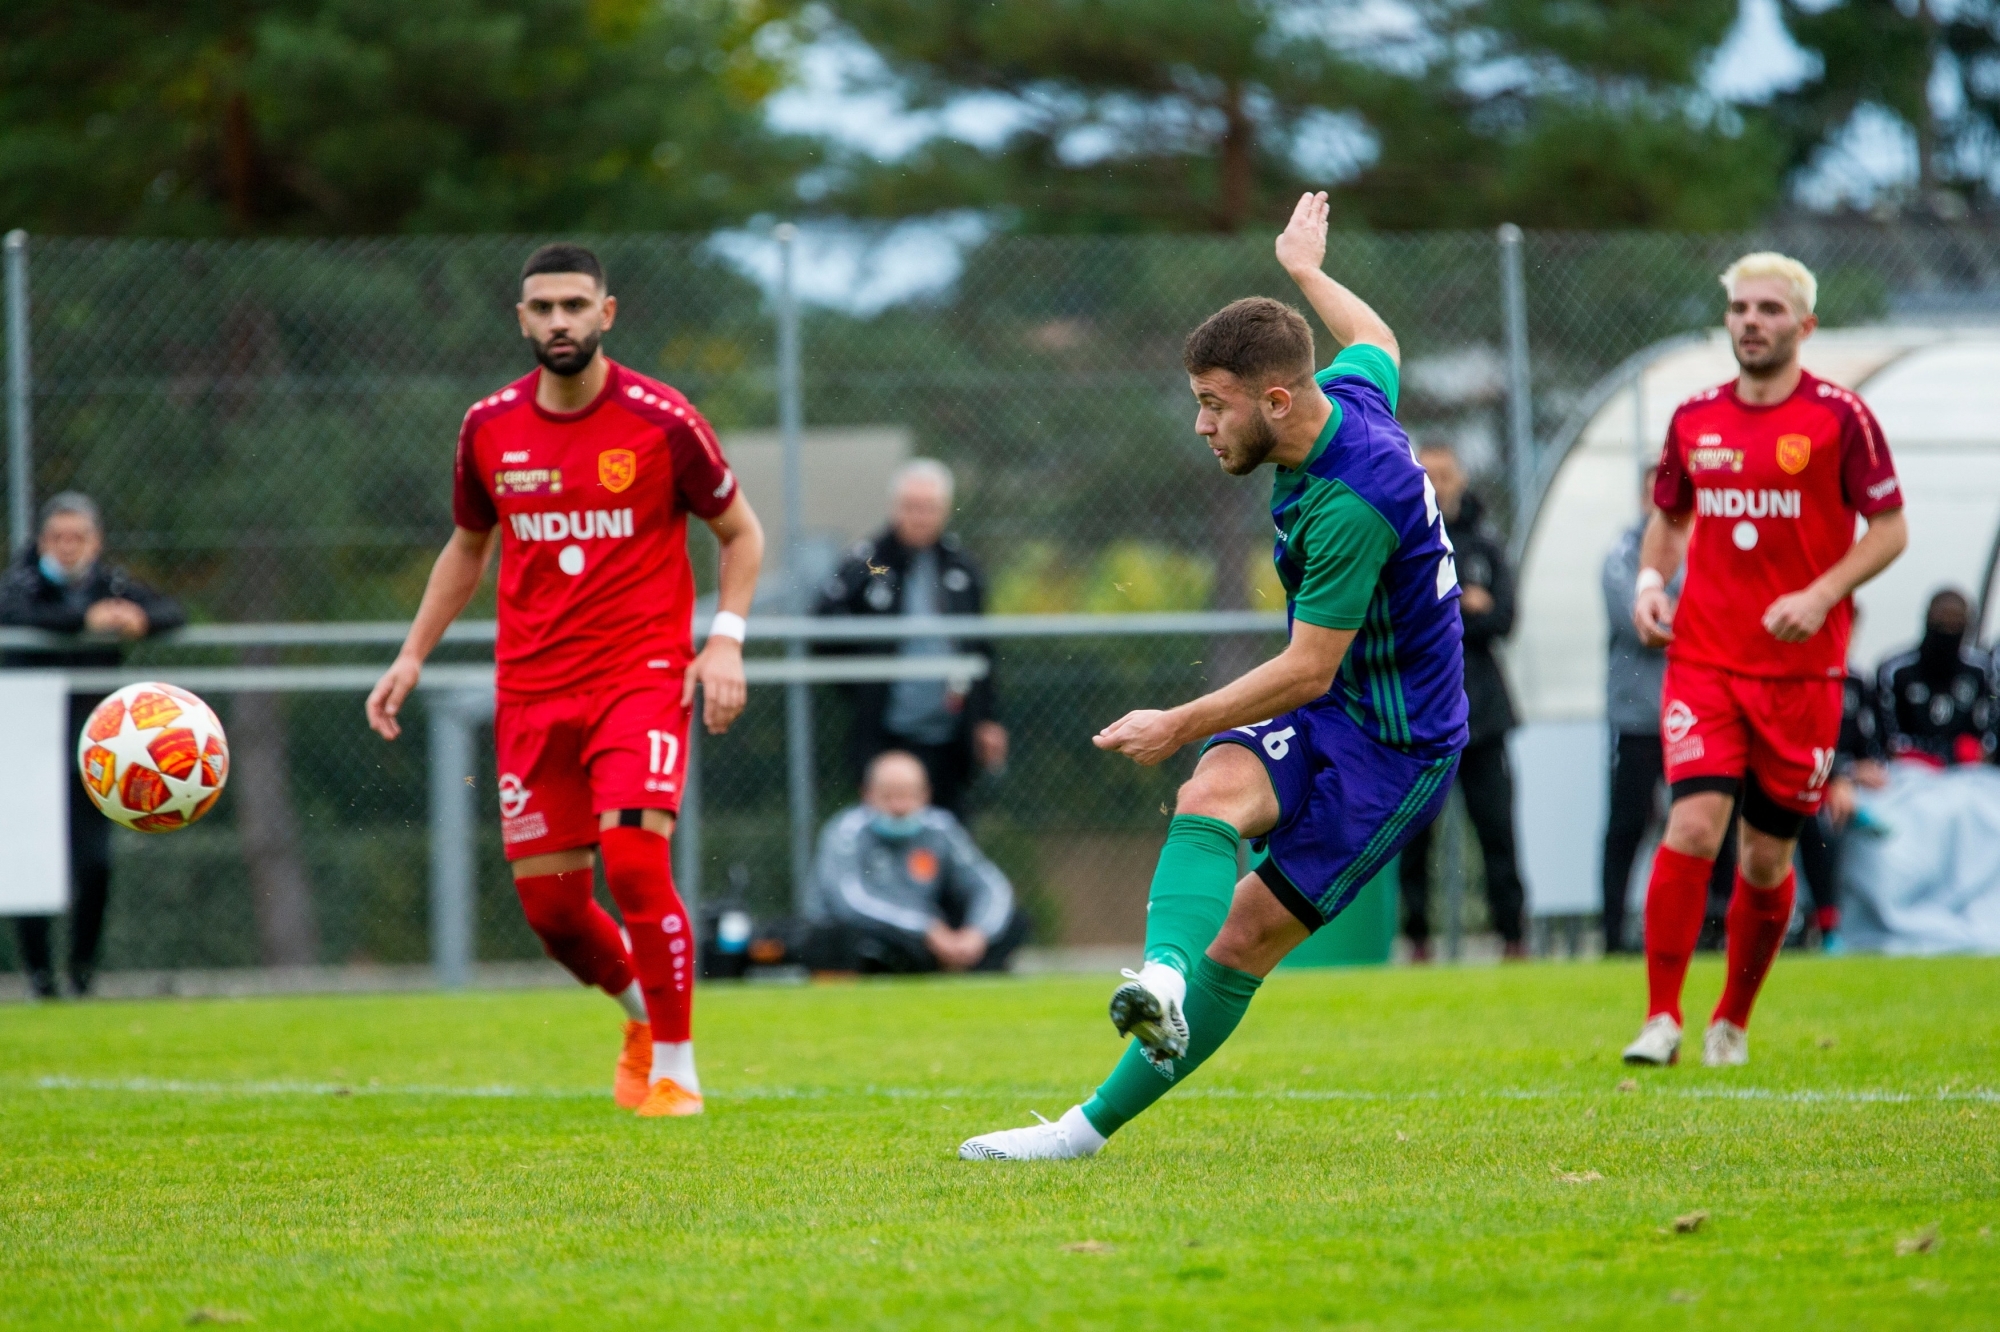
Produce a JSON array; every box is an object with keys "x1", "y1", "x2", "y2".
[{"x1": 15, "y1": 611, "x2": 1287, "y2": 982}]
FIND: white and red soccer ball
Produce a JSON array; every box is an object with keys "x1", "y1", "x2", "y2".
[{"x1": 76, "y1": 682, "x2": 229, "y2": 833}]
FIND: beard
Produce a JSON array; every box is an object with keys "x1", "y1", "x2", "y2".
[
  {"x1": 532, "y1": 328, "x2": 601, "y2": 377},
  {"x1": 1216, "y1": 412, "x2": 1282, "y2": 476},
  {"x1": 1732, "y1": 326, "x2": 1798, "y2": 375}
]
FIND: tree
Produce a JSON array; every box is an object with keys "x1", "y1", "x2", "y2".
[
  {"x1": 813, "y1": 0, "x2": 1783, "y2": 233},
  {"x1": 0, "y1": 0, "x2": 810, "y2": 236},
  {"x1": 1351, "y1": 0, "x2": 1786, "y2": 229},
  {"x1": 807, "y1": 0, "x2": 1376, "y2": 233},
  {"x1": 1771, "y1": 0, "x2": 2000, "y2": 215}
]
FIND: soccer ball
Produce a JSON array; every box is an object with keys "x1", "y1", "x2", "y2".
[{"x1": 76, "y1": 682, "x2": 229, "y2": 833}]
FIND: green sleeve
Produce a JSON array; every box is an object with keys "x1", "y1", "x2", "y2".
[
  {"x1": 1288, "y1": 482, "x2": 1399, "y2": 630},
  {"x1": 1316, "y1": 344, "x2": 1400, "y2": 414}
]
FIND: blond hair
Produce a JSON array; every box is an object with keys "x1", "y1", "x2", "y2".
[{"x1": 1720, "y1": 252, "x2": 1817, "y2": 315}]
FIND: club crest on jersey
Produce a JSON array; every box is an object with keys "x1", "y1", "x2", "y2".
[
  {"x1": 1775, "y1": 433, "x2": 1812, "y2": 475},
  {"x1": 599, "y1": 449, "x2": 637, "y2": 494}
]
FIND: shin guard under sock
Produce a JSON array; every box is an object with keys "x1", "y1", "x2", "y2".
[
  {"x1": 599, "y1": 826, "x2": 693, "y2": 1044},
  {"x1": 1713, "y1": 868, "x2": 1795, "y2": 1029},
  {"x1": 1643, "y1": 845, "x2": 1713, "y2": 1025},
  {"x1": 514, "y1": 868, "x2": 635, "y2": 996},
  {"x1": 1143, "y1": 815, "x2": 1244, "y2": 977},
  {"x1": 1081, "y1": 955, "x2": 1262, "y2": 1138}
]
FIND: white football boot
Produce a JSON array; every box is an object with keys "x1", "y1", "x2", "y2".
[
  {"x1": 959, "y1": 1106, "x2": 1106, "y2": 1162},
  {"x1": 1702, "y1": 1019, "x2": 1749, "y2": 1067},
  {"x1": 1108, "y1": 962, "x2": 1189, "y2": 1072},
  {"x1": 1621, "y1": 1014, "x2": 1683, "y2": 1066}
]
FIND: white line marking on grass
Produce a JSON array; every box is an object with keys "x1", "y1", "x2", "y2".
[
  {"x1": 24, "y1": 1075, "x2": 602, "y2": 1100},
  {"x1": 11, "y1": 1076, "x2": 1998, "y2": 1107}
]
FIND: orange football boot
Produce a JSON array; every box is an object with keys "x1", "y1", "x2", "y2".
[
  {"x1": 634, "y1": 1077, "x2": 704, "y2": 1118},
  {"x1": 615, "y1": 1020, "x2": 651, "y2": 1109}
]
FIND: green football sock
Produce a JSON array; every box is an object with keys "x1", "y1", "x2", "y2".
[
  {"x1": 1080, "y1": 955, "x2": 1262, "y2": 1137},
  {"x1": 1143, "y1": 814, "x2": 1242, "y2": 977}
]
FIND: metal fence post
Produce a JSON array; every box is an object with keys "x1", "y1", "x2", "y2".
[
  {"x1": 428, "y1": 690, "x2": 483, "y2": 989},
  {"x1": 1497, "y1": 224, "x2": 1534, "y2": 539},
  {"x1": 775, "y1": 222, "x2": 817, "y2": 902},
  {"x1": 4, "y1": 230, "x2": 31, "y2": 552},
  {"x1": 675, "y1": 723, "x2": 701, "y2": 923},
  {"x1": 1441, "y1": 790, "x2": 1467, "y2": 964}
]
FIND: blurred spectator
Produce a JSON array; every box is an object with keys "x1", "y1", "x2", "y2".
[
  {"x1": 1874, "y1": 589, "x2": 1998, "y2": 767},
  {"x1": 1398, "y1": 447, "x2": 1527, "y2": 960},
  {"x1": 1, "y1": 493, "x2": 184, "y2": 997},
  {"x1": 800, "y1": 750, "x2": 1025, "y2": 973},
  {"x1": 1599, "y1": 469, "x2": 1681, "y2": 954},
  {"x1": 1799, "y1": 661, "x2": 1888, "y2": 953},
  {"x1": 814, "y1": 459, "x2": 1005, "y2": 816}
]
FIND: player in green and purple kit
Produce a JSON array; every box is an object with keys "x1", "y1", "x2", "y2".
[{"x1": 961, "y1": 192, "x2": 1470, "y2": 1161}]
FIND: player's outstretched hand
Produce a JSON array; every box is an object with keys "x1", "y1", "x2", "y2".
[
  {"x1": 685, "y1": 637, "x2": 747, "y2": 734},
  {"x1": 1763, "y1": 587, "x2": 1832, "y2": 643},
  {"x1": 1275, "y1": 191, "x2": 1330, "y2": 279},
  {"x1": 1633, "y1": 587, "x2": 1675, "y2": 648},
  {"x1": 1094, "y1": 708, "x2": 1187, "y2": 767},
  {"x1": 366, "y1": 655, "x2": 423, "y2": 741}
]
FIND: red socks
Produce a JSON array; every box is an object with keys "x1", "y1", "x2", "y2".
[
  {"x1": 514, "y1": 868, "x2": 635, "y2": 996},
  {"x1": 599, "y1": 826, "x2": 693, "y2": 1044},
  {"x1": 1642, "y1": 845, "x2": 1712, "y2": 1025},
  {"x1": 1713, "y1": 868, "x2": 1796, "y2": 1029}
]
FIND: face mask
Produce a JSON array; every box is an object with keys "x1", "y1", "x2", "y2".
[
  {"x1": 870, "y1": 812, "x2": 926, "y2": 840},
  {"x1": 39, "y1": 555, "x2": 79, "y2": 586},
  {"x1": 1919, "y1": 625, "x2": 1964, "y2": 683}
]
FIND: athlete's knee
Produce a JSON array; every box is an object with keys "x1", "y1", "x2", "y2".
[
  {"x1": 513, "y1": 869, "x2": 593, "y2": 937},
  {"x1": 1663, "y1": 790, "x2": 1731, "y2": 859},
  {"x1": 1737, "y1": 831, "x2": 1794, "y2": 889},
  {"x1": 1174, "y1": 747, "x2": 1274, "y2": 832},
  {"x1": 1173, "y1": 772, "x2": 1236, "y2": 822}
]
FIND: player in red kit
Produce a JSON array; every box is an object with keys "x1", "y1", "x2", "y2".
[
  {"x1": 366, "y1": 244, "x2": 764, "y2": 1117},
  {"x1": 1624, "y1": 253, "x2": 1906, "y2": 1068}
]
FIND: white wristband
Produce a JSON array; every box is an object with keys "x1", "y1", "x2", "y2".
[
  {"x1": 708, "y1": 611, "x2": 747, "y2": 643},
  {"x1": 1636, "y1": 569, "x2": 1665, "y2": 596}
]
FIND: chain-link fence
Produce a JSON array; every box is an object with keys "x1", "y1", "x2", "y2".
[{"x1": 6, "y1": 222, "x2": 2000, "y2": 975}]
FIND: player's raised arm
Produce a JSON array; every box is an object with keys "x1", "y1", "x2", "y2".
[
  {"x1": 684, "y1": 491, "x2": 765, "y2": 735},
  {"x1": 366, "y1": 526, "x2": 495, "y2": 741},
  {"x1": 1275, "y1": 191, "x2": 1399, "y2": 365}
]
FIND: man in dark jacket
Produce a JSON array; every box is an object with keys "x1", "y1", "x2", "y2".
[
  {"x1": 813, "y1": 460, "x2": 1006, "y2": 816},
  {"x1": 1874, "y1": 589, "x2": 1998, "y2": 767},
  {"x1": 1, "y1": 492, "x2": 185, "y2": 997},
  {"x1": 1396, "y1": 447, "x2": 1528, "y2": 958}
]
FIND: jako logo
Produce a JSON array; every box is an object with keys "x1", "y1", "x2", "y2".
[
  {"x1": 1663, "y1": 701, "x2": 1697, "y2": 744},
  {"x1": 1695, "y1": 488, "x2": 1800, "y2": 519},
  {"x1": 509, "y1": 508, "x2": 633, "y2": 541}
]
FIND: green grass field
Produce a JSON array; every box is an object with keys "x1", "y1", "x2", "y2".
[{"x1": 3, "y1": 955, "x2": 1996, "y2": 1330}]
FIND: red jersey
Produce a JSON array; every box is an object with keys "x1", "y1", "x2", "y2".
[
  {"x1": 1653, "y1": 369, "x2": 1901, "y2": 681},
  {"x1": 453, "y1": 360, "x2": 738, "y2": 699}
]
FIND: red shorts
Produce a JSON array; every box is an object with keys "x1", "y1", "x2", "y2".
[
  {"x1": 1660, "y1": 660, "x2": 1841, "y2": 815},
  {"x1": 493, "y1": 681, "x2": 690, "y2": 860}
]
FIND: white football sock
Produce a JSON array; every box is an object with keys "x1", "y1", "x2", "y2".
[
  {"x1": 1059, "y1": 1105, "x2": 1107, "y2": 1154},
  {"x1": 1136, "y1": 960, "x2": 1187, "y2": 1009},
  {"x1": 650, "y1": 1041, "x2": 700, "y2": 1095},
  {"x1": 613, "y1": 981, "x2": 648, "y2": 1023}
]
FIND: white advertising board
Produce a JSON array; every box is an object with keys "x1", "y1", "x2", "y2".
[{"x1": 0, "y1": 671, "x2": 72, "y2": 914}]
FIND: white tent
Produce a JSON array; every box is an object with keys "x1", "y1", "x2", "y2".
[{"x1": 1504, "y1": 326, "x2": 2000, "y2": 919}]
